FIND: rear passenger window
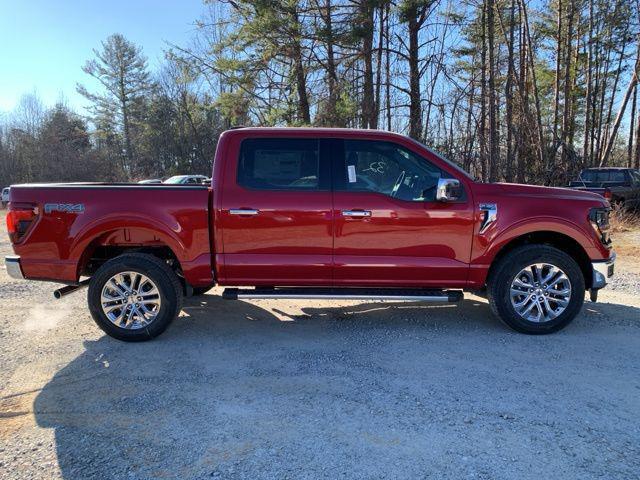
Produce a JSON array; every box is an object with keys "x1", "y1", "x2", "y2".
[{"x1": 238, "y1": 138, "x2": 320, "y2": 190}]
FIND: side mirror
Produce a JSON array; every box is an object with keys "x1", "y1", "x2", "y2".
[{"x1": 435, "y1": 178, "x2": 462, "y2": 202}]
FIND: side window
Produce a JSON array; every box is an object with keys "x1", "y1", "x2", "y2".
[
  {"x1": 341, "y1": 140, "x2": 444, "y2": 201},
  {"x1": 610, "y1": 171, "x2": 626, "y2": 182},
  {"x1": 238, "y1": 138, "x2": 320, "y2": 190}
]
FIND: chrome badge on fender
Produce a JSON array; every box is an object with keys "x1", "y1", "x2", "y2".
[{"x1": 44, "y1": 203, "x2": 85, "y2": 214}]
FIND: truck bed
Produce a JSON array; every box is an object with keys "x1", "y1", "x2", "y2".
[{"x1": 8, "y1": 183, "x2": 214, "y2": 286}]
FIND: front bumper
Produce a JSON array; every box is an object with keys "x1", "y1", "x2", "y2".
[
  {"x1": 591, "y1": 252, "x2": 615, "y2": 289},
  {"x1": 5, "y1": 255, "x2": 24, "y2": 280}
]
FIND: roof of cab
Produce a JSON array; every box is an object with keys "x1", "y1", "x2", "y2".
[{"x1": 223, "y1": 126, "x2": 408, "y2": 140}]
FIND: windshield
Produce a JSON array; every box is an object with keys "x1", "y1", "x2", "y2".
[
  {"x1": 163, "y1": 176, "x2": 187, "y2": 184},
  {"x1": 406, "y1": 137, "x2": 475, "y2": 181},
  {"x1": 581, "y1": 170, "x2": 627, "y2": 183}
]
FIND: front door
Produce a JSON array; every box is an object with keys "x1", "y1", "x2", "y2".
[
  {"x1": 332, "y1": 138, "x2": 474, "y2": 288},
  {"x1": 218, "y1": 136, "x2": 333, "y2": 286}
]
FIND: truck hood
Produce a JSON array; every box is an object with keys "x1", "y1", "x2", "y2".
[{"x1": 494, "y1": 182, "x2": 606, "y2": 203}]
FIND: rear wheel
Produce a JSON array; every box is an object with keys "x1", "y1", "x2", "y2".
[
  {"x1": 87, "y1": 253, "x2": 183, "y2": 341},
  {"x1": 487, "y1": 245, "x2": 585, "y2": 334}
]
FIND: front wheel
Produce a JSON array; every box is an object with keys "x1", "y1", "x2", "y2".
[
  {"x1": 487, "y1": 245, "x2": 585, "y2": 334},
  {"x1": 87, "y1": 253, "x2": 183, "y2": 341}
]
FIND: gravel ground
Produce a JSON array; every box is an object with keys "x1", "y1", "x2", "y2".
[{"x1": 0, "y1": 222, "x2": 639, "y2": 480}]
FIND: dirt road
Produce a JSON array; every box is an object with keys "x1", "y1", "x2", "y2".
[{"x1": 1, "y1": 220, "x2": 638, "y2": 479}]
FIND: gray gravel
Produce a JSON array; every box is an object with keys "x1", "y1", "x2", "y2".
[{"x1": 1, "y1": 225, "x2": 639, "y2": 479}]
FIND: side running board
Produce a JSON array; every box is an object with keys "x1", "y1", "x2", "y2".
[{"x1": 222, "y1": 287, "x2": 463, "y2": 302}]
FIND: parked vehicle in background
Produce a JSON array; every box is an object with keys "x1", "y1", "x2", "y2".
[
  {"x1": 569, "y1": 167, "x2": 640, "y2": 208},
  {"x1": 138, "y1": 179, "x2": 163, "y2": 184},
  {"x1": 1, "y1": 187, "x2": 10, "y2": 207},
  {"x1": 5, "y1": 128, "x2": 615, "y2": 341},
  {"x1": 163, "y1": 175, "x2": 209, "y2": 185}
]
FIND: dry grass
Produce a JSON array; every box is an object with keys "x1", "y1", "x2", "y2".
[
  {"x1": 609, "y1": 204, "x2": 640, "y2": 233},
  {"x1": 609, "y1": 206, "x2": 640, "y2": 271}
]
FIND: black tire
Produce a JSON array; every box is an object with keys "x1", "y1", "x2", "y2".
[
  {"x1": 487, "y1": 245, "x2": 585, "y2": 334},
  {"x1": 87, "y1": 253, "x2": 183, "y2": 341}
]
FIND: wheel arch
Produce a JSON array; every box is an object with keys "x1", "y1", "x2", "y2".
[
  {"x1": 487, "y1": 230, "x2": 593, "y2": 289},
  {"x1": 73, "y1": 224, "x2": 186, "y2": 280}
]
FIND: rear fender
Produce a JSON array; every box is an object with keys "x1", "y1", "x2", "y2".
[{"x1": 71, "y1": 214, "x2": 213, "y2": 286}]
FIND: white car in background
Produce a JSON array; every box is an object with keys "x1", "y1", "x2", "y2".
[
  {"x1": 138, "y1": 179, "x2": 163, "y2": 184},
  {"x1": 1, "y1": 187, "x2": 10, "y2": 207},
  {"x1": 163, "y1": 175, "x2": 210, "y2": 185}
]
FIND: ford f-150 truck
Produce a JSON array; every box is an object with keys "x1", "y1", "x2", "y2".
[{"x1": 5, "y1": 128, "x2": 615, "y2": 341}]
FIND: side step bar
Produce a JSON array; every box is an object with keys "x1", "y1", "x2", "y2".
[{"x1": 222, "y1": 287, "x2": 463, "y2": 302}]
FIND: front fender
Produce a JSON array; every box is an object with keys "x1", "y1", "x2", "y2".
[{"x1": 473, "y1": 216, "x2": 602, "y2": 266}]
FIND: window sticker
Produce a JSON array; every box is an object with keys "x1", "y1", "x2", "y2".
[{"x1": 347, "y1": 165, "x2": 357, "y2": 183}]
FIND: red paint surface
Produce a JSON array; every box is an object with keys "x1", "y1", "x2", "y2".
[{"x1": 8, "y1": 128, "x2": 612, "y2": 290}]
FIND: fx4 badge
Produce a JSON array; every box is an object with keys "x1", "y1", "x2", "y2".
[{"x1": 44, "y1": 203, "x2": 85, "y2": 214}]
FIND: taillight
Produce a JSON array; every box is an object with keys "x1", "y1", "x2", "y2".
[
  {"x1": 602, "y1": 188, "x2": 612, "y2": 201},
  {"x1": 6, "y1": 205, "x2": 38, "y2": 243}
]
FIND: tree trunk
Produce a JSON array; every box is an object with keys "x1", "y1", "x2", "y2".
[
  {"x1": 628, "y1": 83, "x2": 637, "y2": 167},
  {"x1": 519, "y1": 0, "x2": 545, "y2": 170},
  {"x1": 291, "y1": 9, "x2": 310, "y2": 125},
  {"x1": 480, "y1": 0, "x2": 488, "y2": 181},
  {"x1": 487, "y1": 0, "x2": 499, "y2": 182},
  {"x1": 119, "y1": 74, "x2": 133, "y2": 174},
  {"x1": 600, "y1": 43, "x2": 640, "y2": 166},
  {"x1": 552, "y1": 0, "x2": 563, "y2": 145},
  {"x1": 407, "y1": 7, "x2": 422, "y2": 140},
  {"x1": 583, "y1": 0, "x2": 593, "y2": 166},
  {"x1": 505, "y1": 0, "x2": 516, "y2": 182},
  {"x1": 375, "y1": 3, "x2": 385, "y2": 129},
  {"x1": 385, "y1": 3, "x2": 392, "y2": 131},
  {"x1": 559, "y1": 0, "x2": 574, "y2": 175},
  {"x1": 360, "y1": 1, "x2": 375, "y2": 129},
  {"x1": 323, "y1": 0, "x2": 339, "y2": 125},
  {"x1": 517, "y1": 0, "x2": 527, "y2": 183}
]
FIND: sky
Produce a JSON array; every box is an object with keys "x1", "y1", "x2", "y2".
[{"x1": 0, "y1": 0, "x2": 205, "y2": 114}]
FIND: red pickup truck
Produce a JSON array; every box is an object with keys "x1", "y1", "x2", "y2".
[{"x1": 5, "y1": 128, "x2": 615, "y2": 341}]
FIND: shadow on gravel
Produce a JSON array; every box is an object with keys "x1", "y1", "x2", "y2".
[{"x1": 33, "y1": 295, "x2": 640, "y2": 479}]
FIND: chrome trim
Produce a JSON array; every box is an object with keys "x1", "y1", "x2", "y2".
[
  {"x1": 592, "y1": 252, "x2": 616, "y2": 289},
  {"x1": 229, "y1": 209, "x2": 259, "y2": 215},
  {"x1": 479, "y1": 203, "x2": 498, "y2": 234},
  {"x1": 5, "y1": 256, "x2": 24, "y2": 280},
  {"x1": 342, "y1": 210, "x2": 372, "y2": 217},
  {"x1": 236, "y1": 293, "x2": 451, "y2": 301}
]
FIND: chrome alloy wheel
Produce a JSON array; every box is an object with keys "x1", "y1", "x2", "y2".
[
  {"x1": 100, "y1": 272, "x2": 162, "y2": 329},
  {"x1": 509, "y1": 263, "x2": 572, "y2": 323}
]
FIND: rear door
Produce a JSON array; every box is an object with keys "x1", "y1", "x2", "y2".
[
  {"x1": 218, "y1": 136, "x2": 333, "y2": 285},
  {"x1": 331, "y1": 138, "x2": 474, "y2": 288}
]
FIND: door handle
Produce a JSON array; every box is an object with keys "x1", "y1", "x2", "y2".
[
  {"x1": 342, "y1": 210, "x2": 372, "y2": 217},
  {"x1": 229, "y1": 209, "x2": 259, "y2": 215}
]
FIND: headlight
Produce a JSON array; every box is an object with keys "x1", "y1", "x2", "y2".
[{"x1": 589, "y1": 207, "x2": 611, "y2": 246}]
